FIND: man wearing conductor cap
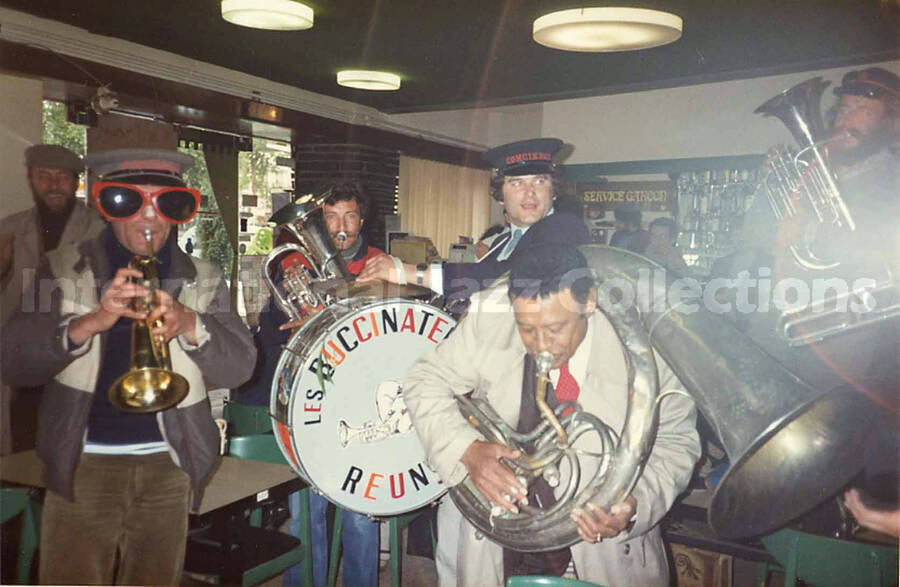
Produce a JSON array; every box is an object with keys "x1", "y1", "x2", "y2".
[
  {"x1": 731, "y1": 67, "x2": 899, "y2": 536},
  {"x1": 357, "y1": 138, "x2": 590, "y2": 304},
  {"x1": 735, "y1": 66, "x2": 899, "y2": 393},
  {"x1": 1, "y1": 148, "x2": 255, "y2": 584}
]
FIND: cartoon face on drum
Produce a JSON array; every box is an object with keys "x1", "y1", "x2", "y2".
[{"x1": 338, "y1": 380, "x2": 413, "y2": 448}]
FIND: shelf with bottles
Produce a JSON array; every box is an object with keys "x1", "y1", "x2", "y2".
[{"x1": 675, "y1": 168, "x2": 758, "y2": 278}]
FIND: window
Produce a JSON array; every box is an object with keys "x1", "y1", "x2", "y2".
[{"x1": 41, "y1": 100, "x2": 87, "y2": 200}]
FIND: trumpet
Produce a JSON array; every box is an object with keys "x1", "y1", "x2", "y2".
[
  {"x1": 109, "y1": 229, "x2": 189, "y2": 413},
  {"x1": 338, "y1": 420, "x2": 394, "y2": 447}
]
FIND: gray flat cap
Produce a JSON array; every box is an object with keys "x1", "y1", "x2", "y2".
[{"x1": 25, "y1": 144, "x2": 83, "y2": 173}]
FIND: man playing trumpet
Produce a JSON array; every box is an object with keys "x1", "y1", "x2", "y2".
[
  {"x1": 1, "y1": 148, "x2": 255, "y2": 585},
  {"x1": 403, "y1": 243, "x2": 699, "y2": 586}
]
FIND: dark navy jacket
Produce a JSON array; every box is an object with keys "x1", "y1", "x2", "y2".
[{"x1": 441, "y1": 212, "x2": 591, "y2": 303}]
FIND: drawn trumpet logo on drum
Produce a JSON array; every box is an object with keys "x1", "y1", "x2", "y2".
[{"x1": 338, "y1": 381, "x2": 413, "y2": 448}]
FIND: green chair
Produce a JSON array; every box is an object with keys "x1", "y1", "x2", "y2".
[
  {"x1": 0, "y1": 487, "x2": 41, "y2": 584},
  {"x1": 760, "y1": 527, "x2": 898, "y2": 587},
  {"x1": 228, "y1": 435, "x2": 314, "y2": 587},
  {"x1": 223, "y1": 402, "x2": 273, "y2": 436},
  {"x1": 507, "y1": 576, "x2": 601, "y2": 586},
  {"x1": 326, "y1": 505, "x2": 437, "y2": 587},
  {"x1": 186, "y1": 434, "x2": 313, "y2": 587}
]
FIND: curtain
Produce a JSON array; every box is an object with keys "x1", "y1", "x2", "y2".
[
  {"x1": 398, "y1": 156, "x2": 492, "y2": 258},
  {"x1": 202, "y1": 143, "x2": 240, "y2": 304}
]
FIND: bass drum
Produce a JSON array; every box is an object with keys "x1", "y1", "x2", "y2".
[{"x1": 271, "y1": 297, "x2": 455, "y2": 516}]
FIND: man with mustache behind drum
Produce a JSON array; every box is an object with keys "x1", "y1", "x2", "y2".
[
  {"x1": 403, "y1": 243, "x2": 700, "y2": 586},
  {"x1": 1, "y1": 148, "x2": 256, "y2": 585},
  {"x1": 235, "y1": 181, "x2": 386, "y2": 587}
]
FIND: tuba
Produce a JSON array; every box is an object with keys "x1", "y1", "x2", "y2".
[
  {"x1": 451, "y1": 246, "x2": 877, "y2": 550},
  {"x1": 109, "y1": 229, "x2": 189, "y2": 413},
  {"x1": 754, "y1": 76, "x2": 855, "y2": 271},
  {"x1": 755, "y1": 77, "x2": 900, "y2": 345},
  {"x1": 262, "y1": 191, "x2": 353, "y2": 321}
]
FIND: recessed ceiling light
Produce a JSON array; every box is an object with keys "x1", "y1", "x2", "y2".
[
  {"x1": 533, "y1": 7, "x2": 682, "y2": 52},
  {"x1": 337, "y1": 70, "x2": 402, "y2": 91},
  {"x1": 221, "y1": 0, "x2": 314, "y2": 31}
]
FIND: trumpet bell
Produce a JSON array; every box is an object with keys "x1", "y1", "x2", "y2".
[{"x1": 109, "y1": 367, "x2": 189, "y2": 413}]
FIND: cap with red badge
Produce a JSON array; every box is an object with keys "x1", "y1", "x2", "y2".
[
  {"x1": 834, "y1": 67, "x2": 900, "y2": 101},
  {"x1": 482, "y1": 138, "x2": 564, "y2": 176}
]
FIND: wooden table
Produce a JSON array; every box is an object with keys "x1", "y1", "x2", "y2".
[{"x1": 0, "y1": 449, "x2": 301, "y2": 515}]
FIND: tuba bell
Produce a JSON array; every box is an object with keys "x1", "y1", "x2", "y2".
[
  {"x1": 451, "y1": 246, "x2": 878, "y2": 550},
  {"x1": 109, "y1": 229, "x2": 189, "y2": 413}
]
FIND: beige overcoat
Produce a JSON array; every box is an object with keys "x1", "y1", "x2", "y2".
[{"x1": 403, "y1": 285, "x2": 701, "y2": 587}]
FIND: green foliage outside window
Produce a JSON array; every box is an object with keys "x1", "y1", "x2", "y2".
[
  {"x1": 42, "y1": 101, "x2": 86, "y2": 156},
  {"x1": 179, "y1": 147, "x2": 234, "y2": 276},
  {"x1": 239, "y1": 139, "x2": 280, "y2": 197}
]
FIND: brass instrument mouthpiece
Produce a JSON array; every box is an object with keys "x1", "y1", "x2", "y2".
[{"x1": 535, "y1": 351, "x2": 554, "y2": 373}]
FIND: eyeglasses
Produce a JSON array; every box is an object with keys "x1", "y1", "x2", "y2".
[{"x1": 92, "y1": 182, "x2": 200, "y2": 224}]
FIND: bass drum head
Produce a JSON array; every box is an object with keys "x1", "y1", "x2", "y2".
[{"x1": 271, "y1": 298, "x2": 455, "y2": 516}]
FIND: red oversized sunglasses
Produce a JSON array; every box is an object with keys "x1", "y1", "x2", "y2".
[{"x1": 92, "y1": 182, "x2": 201, "y2": 224}]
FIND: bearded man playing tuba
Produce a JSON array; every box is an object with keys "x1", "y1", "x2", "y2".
[
  {"x1": 728, "y1": 66, "x2": 900, "y2": 537},
  {"x1": 403, "y1": 243, "x2": 700, "y2": 586}
]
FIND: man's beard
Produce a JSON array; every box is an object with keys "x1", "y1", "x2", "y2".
[
  {"x1": 829, "y1": 126, "x2": 892, "y2": 169},
  {"x1": 31, "y1": 187, "x2": 75, "y2": 216}
]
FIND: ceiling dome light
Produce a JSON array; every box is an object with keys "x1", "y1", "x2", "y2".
[
  {"x1": 337, "y1": 70, "x2": 401, "y2": 91},
  {"x1": 533, "y1": 7, "x2": 682, "y2": 52},
  {"x1": 221, "y1": 0, "x2": 314, "y2": 31}
]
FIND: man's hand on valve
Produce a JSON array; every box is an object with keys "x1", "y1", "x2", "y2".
[
  {"x1": 279, "y1": 302, "x2": 321, "y2": 335},
  {"x1": 69, "y1": 267, "x2": 148, "y2": 345},
  {"x1": 149, "y1": 289, "x2": 197, "y2": 345},
  {"x1": 571, "y1": 495, "x2": 636, "y2": 544},
  {"x1": 460, "y1": 440, "x2": 528, "y2": 514}
]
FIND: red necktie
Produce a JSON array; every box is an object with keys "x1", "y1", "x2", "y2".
[{"x1": 554, "y1": 361, "x2": 580, "y2": 416}]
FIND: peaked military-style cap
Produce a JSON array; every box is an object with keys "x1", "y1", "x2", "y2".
[
  {"x1": 482, "y1": 138, "x2": 564, "y2": 176},
  {"x1": 85, "y1": 148, "x2": 194, "y2": 186},
  {"x1": 834, "y1": 67, "x2": 900, "y2": 100}
]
